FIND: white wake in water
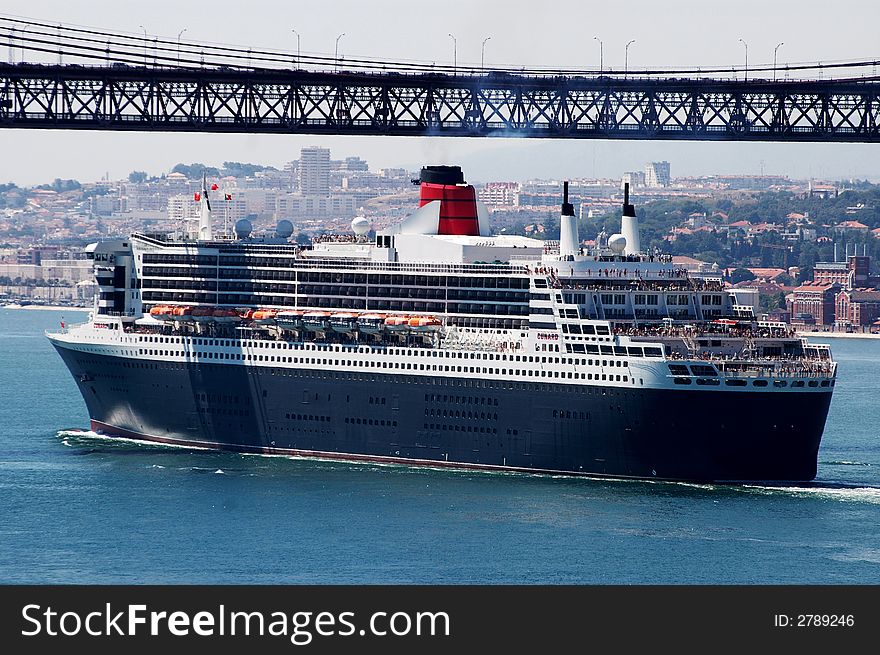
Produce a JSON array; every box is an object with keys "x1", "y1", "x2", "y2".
[
  {"x1": 740, "y1": 483, "x2": 880, "y2": 505},
  {"x1": 57, "y1": 429, "x2": 210, "y2": 452}
]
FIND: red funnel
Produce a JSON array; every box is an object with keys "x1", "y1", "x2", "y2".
[{"x1": 417, "y1": 166, "x2": 480, "y2": 236}]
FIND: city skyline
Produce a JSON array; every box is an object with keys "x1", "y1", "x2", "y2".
[
  {"x1": 1, "y1": 0, "x2": 878, "y2": 185},
  {"x1": 2, "y1": 139, "x2": 875, "y2": 188}
]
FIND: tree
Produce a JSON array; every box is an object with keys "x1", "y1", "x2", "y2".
[
  {"x1": 221, "y1": 162, "x2": 274, "y2": 177},
  {"x1": 760, "y1": 291, "x2": 786, "y2": 314},
  {"x1": 36, "y1": 178, "x2": 81, "y2": 192},
  {"x1": 128, "y1": 171, "x2": 148, "y2": 183},
  {"x1": 729, "y1": 268, "x2": 756, "y2": 284},
  {"x1": 171, "y1": 163, "x2": 220, "y2": 179}
]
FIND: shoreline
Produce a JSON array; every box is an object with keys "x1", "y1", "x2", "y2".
[
  {"x1": 2, "y1": 304, "x2": 90, "y2": 312},
  {"x1": 798, "y1": 331, "x2": 880, "y2": 341}
]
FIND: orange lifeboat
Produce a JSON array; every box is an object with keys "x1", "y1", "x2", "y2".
[
  {"x1": 302, "y1": 311, "x2": 331, "y2": 332},
  {"x1": 329, "y1": 312, "x2": 359, "y2": 334},
  {"x1": 384, "y1": 315, "x2": 411, "y2": 333},
  {"x1": 149, "y1": 305, "x2": 175, "y2": 321},
  {"x1": 357, "y1": 313, "x2": 386, "y2": 334},
  {"x1": 212, "y1": 308, "x2": 241, "y2": 323},
  {"x1": 238, "y1": 308, "x2": 255, "y2": 321},
  {"x1": 172, "y1": 306, "x2": 194, "y2": 322},
  {"x1": 191, "y1": 306, "x2": 216, "y2": 323},
  {"x1": 408, "y1": 316, "x2": 442, "y2": 333},
  {"x1": 251, "y1": 309, "x2": 278, "y2": 325}
]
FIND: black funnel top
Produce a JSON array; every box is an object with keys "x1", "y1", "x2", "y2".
[
  {"x1": 561, "y1": 181, "x2": 574, "y2": 217},
  {"x1": 420, "y1": 165, "x2": 465, "y2": 185},
  {"x1": 623, "y1": 182, "x2": 636, "y2": 218}
]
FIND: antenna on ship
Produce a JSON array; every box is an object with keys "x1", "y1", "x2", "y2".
[{"x1": 198, "y1": 172, "x2": 213, "y2": 241}]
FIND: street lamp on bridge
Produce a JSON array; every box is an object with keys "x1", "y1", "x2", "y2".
[
  {"x1": 335, "y1": 32, "x2": 345, "y2": 72},
  {"x1": 291, "y1": 28, "x2": 300, "y2": 69},
  {"x1": 593, "y1": 36, "x2": 603, "y2": 73},
  {"x1": 481, "y1": 36, "x2": 491, "y2": 71},
  {"x1": 138, "y1": 25, "x2": 148, "y2": 66},
  {"x1": 448, "y1": 33, "x2": 457, "y2": 75},
  {"x1": 177, "y1": 29, "x2": 187, "y2": 67},
  {"x1": 773, "y1": 42, "x2": 784, "y2": 81},
  {"x1": 625, "y1": 39, "x2": 636, "y2": 78},
  {"x1": 738, "y1": 38, "x2": 749, "y2": 81}
]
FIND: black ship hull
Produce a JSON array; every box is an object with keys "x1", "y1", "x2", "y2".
[{"x1": 55, "y1": 345, "x2": 832, "y2": 482}]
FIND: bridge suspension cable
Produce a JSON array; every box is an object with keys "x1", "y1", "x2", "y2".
[{"x1": 1, "y1": 14, "x2": 879, "y2": 81}]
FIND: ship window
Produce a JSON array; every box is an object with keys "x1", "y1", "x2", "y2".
[{"x1": 753, "y1": 379, "x2": 768, "y2": 387}]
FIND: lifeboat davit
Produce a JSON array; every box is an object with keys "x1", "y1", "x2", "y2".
[
  {"x1": 276, "y1": 310, "x2": 304, "y2": 329},
  {"x1": 384, "y1": 315, "x2": 411, "y2": 333},
  {"x1": 149, "y1": 305, "x2": 175, "y2": 321},
  {"x1": 408, "y1": 316, "x2": 442, "y2": 333},
  {"x1": 330, "y1": 312, "x2": 359, "y2": 334},
  {"x1": 302, "y1": 311, "x2": 331, "y2": 331},
  {"x1": 357, "y1": 313, "x2": 386, "y2": 334},
  {"x1": 212, "y1": 308, "x2": 241, "y2": 323},
  {"x1": 172, "y1": 306, "x2": 194, "y2": 322},
  {"x1": 251, "y1": 309, "x2": 278, "y2": 325},
  {"x1": 191, "y1": 306, "x2": 216, "y2": 323}
]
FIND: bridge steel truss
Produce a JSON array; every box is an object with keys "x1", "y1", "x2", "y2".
[{"x1": 1, "y1": 63, "x2": 879, "y2": 142}]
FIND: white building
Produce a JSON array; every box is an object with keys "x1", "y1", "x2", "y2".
[
  {"x1": 276, "y1": 194, "x2": 358, "y2": 220},
  {"x1": 299, "y1": 147, "x2": 331, "y2": 196},
  {"x1": 645, "y1": 161, "x2": 671, "y2": 188},
  {"x1": 621, "y1": 171, "x2": 646, "y2": 189},
  {"x1": 479, "y1": 182, "x2": 521, "y2": 207},
  {"x1": 167, "y1": 194, "x2": 201, "y2": 222}
]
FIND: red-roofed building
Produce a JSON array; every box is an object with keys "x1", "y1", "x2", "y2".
[
  {"x1": 745, "y1": 267, "x2": 787, "y2": 283},
  {"x1": 787, "y1": 283, "x2": 838, "y2": 325},
  {"x1": 747, "y1": 222, "x2": 782, "y2": 237},
  {"x1": 835, "y1": 289, "x2": 880, "y2": 327},
  {"x1": 813, "y1": 256, "x2": 871, "y2": 287},
  {"x1": 834, "y1": 220, "x2": 869, "y2": 233}
]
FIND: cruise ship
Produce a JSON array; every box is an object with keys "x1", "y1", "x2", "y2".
[{"x1": 47, "y1": 166, "x2": 837, "y2": 482}]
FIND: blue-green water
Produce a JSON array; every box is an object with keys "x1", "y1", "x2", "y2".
[{"x1": 1, "y1": 308, "x2": 878, "y2": 584}]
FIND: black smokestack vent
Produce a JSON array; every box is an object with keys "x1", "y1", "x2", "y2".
[
  {"x1": 562, "y1": 181, "x2": 574, "y2": 217},
  {"x1": 420, "y1": 165, "x2": 465, "y2": 185},
  {"x1": 623, "y1": 182, "x2": 636, "y2": 218}
]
